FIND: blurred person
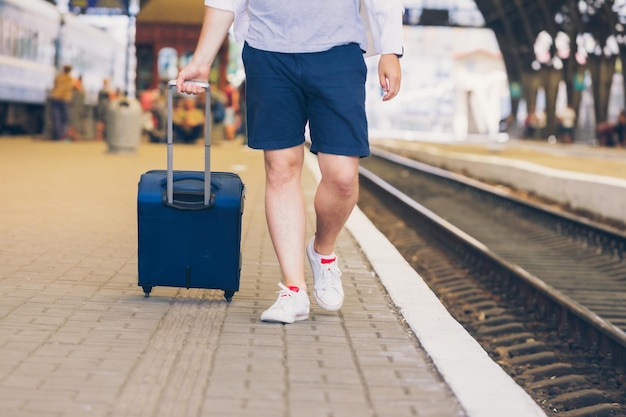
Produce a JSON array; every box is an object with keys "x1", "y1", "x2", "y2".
[
  {"x1": 96, "y1": 78, "x2": 113, "y2": 141},
  {"x1": 222, "y1": 81, "x2": 240, "y2": 140},
  {"x1": 523, "y1": 105, "x2": 537, "y2": 138},
  {"x1": 73, "y1": 76, "x2": 84, "y2": 93},
  {"x1": 556, "y1": 104, "x2": 576, "y2": 144},
  {"x1": 172, "y1": 97, "x2": 205, "y2": 144},
  {"x1": 50, "y1": 64, "x2": 74, "y2": 141},
  {"x1": 211, "y1": 89, "x2": 226, "y2": 125},
  {"x1": 499, "y1": 114, "x2": 514, "y2": 133},
  {"x1": 596, "y1": 121, "x2": 614, "y2": 147},
  {"x1": 524, "y1": 105, "x2": 546, "y2": 139},
  {"x1": 596, "y1": 110, "x2": 626, "y2": 147},
  {"x1": 613, "y1": 110, "x2": 626, "y2": 147},
  {"x1": 177, "y1": 0, "x2": 403, "y2": 324},
  {"x1": 68, "y1": 75, "x2": 86, "y2": 140},
  {"x1": 209, "y1": 87, "x2": 228, "y2": 141},
  {"x1": 140, "y1": 88, "x2": 156, "y2": 112},
  {"x1": 141, "y1": 88, "x2": 168, "y2": 143},
  {"x1": 535, "y1": 109, "x2": 547, "y2": 139},
  {"x1": 236, "y1": 79, "x2": 247, "y2": 144}
]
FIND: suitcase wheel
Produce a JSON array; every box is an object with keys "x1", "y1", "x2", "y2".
[
  {"x1": 142, "y1": 286, "x2": 153, "y2": 297},
  {"x1": 223, "y1": 291, "x2": 235, "y2": 302}
]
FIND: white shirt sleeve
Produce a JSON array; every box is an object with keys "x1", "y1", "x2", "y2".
[
  {"x1": 204, "y1": 0, "x2": 235, "y2": 11},
  {"x1": 362, "y1": 0, "x2": 404, "y2": 56},
  {"x1": 204, "y1": 0, "x2": 249, "y2": 43}
]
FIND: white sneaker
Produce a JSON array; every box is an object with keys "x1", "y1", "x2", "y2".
[
  {"x1": 261, "y1": 283, "x2": 310, "y2": 324},
  {"x1": 306, "y1": 238, "x2": 344, "y2": 311}
]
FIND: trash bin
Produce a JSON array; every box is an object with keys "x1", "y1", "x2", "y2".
[
  {"x1": 106, "y1": 95, "x2": 142, "y2": 153},
  {"x1": 82, "y1": 105, "x2": 96, "y2": 141}
]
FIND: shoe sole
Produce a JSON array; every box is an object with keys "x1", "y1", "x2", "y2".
[
  {"x1": 261, "y1": 313, "x2": 309, "y2": 324},
  {"x1": 313, "y1": 292, "x2": 343, "y2": 312}
]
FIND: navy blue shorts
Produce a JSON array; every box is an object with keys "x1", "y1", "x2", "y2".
[{"x1": 242, "y1": 42, "x2": 369, "y2": 157}]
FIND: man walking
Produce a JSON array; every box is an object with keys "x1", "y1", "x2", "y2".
[
  {"x1": 50, "y1": 64, "x2": 74, "y2": 141},
  {"x1": 177, "y1": 0, "x2": 403, "y2": 323}
]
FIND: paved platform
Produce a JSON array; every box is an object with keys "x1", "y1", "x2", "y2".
[{"x1": 0, "y1": 136, "x2": 546, "y2": 417}]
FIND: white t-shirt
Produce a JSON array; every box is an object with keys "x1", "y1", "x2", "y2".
[
  {"x1": 205, "y1": 0, "x2": 404, "y2": 56},
  {"x1": 245, "y1": 0, "x2": 367, "y2": 53}
]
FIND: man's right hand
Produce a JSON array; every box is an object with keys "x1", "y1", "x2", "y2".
[{"x1": 176, "y1": 64, "x2": 210, "y2": 95}]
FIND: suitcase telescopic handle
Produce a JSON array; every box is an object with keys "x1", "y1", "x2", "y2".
[{"x1": 166, "y1": 80, "x2": 211, "y2": 206}]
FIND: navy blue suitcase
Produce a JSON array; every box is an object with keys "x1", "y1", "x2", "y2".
[{"x1": 137, "y1": 81, "x2": 244, "y2": 301}]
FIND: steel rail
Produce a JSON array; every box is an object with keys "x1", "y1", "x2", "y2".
[{"x1": 359, "y1": 157, "x2": 626, "y2": 367}]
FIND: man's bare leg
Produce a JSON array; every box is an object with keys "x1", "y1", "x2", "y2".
[
  {"x1": 312, "y1": 153, "x2": 360, "y2": 255},
  {"x1": 263, "y1": 145, "x2": 307, "y2": 290}
]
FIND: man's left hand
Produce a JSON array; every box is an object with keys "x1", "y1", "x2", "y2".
[{"x1": 379, "y1": 54, "x2": 402, "y2": 101}]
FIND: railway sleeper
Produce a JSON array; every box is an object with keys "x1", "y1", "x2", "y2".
[
  {"x1": 357, "y1": 175, "x2": 626, "y2": 417},
  {"x1": 525, "y1": 363, "x2": 576, "y2": 379},
  {"x1": 475, "y1": 321, "x2": 526, "y2": 336},
  {"x1": 490, "y1": 332, "x2": 537, "y2": 346},
  {"x1": 527, "y1": 374, "x2": 588, "y2": 391},
  {"x1": 498, "y1": 340, "x2": 550, "y2": 358},
  {"x1": 551, "y1": 389, "x2": 618, "y2": 411},
  {"x1": 555, "y1": 402, "x2": 625, "y2": 417},
  {"x1": 475, "y1": 313, "x2": 518, "y2": 327},
  {"x1": 508, "y1": 351, "x2": 559, "y2": 366}
]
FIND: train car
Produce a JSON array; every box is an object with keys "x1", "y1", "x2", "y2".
[{"x1": 0, "y1": 0, "x2": 125, "y2": 134}]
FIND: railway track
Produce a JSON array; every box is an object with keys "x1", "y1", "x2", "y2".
[{"x1": 358, "y1": 146, "x2": 626, "y2": 417}]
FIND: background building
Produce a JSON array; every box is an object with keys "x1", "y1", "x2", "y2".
[{"x1": 135, "y1": 0, "x2": 230, "y2": 93}]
